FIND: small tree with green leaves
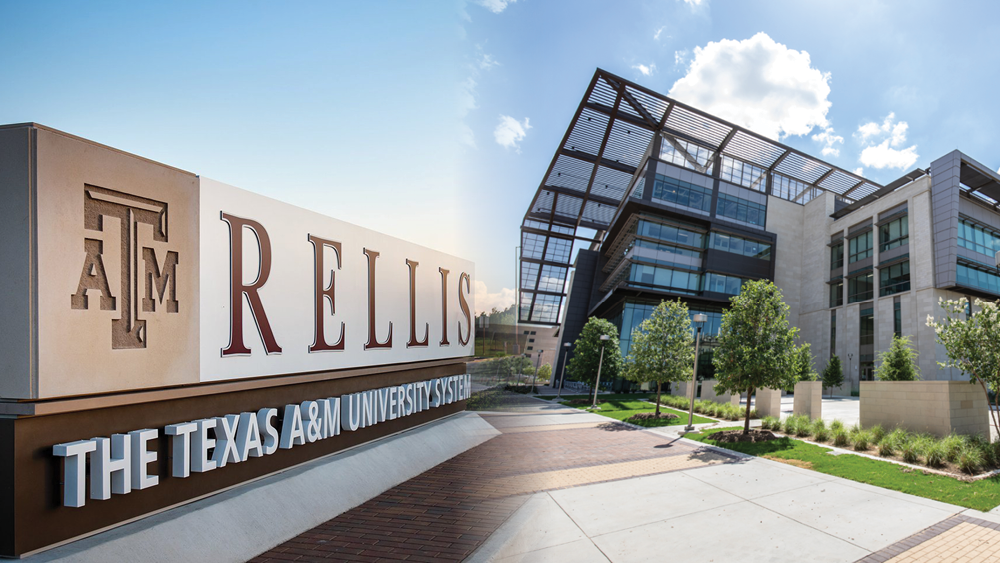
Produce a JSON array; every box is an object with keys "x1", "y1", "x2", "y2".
[
  {"x1": 874, "y1": 335, "x2": 920, "y2": 381},
  {"x1": 624, "y1": 299, "x2": 695, "y2": 416},
  {"x1": 713, "y1": 280, "x2": 800, "y2": 434},
  {"x1": 794, "y1": 343, "x2": 818, "y2": 383},
  {"x1": 927, "y1": 297, "x2": 1000, "y2": 437},
  {"x1": 822, "y1": 355, "x2": 844, "y2": 397},
  {"x1": 567, "y1": 317, "x2": 623, "y2": 404},
  {"x1": 537, "y1": 363, "x2": 552, "y2": 380}
]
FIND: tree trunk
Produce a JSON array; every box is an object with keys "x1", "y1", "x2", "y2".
[
  {"x1": 744, "y1": 386, "x2": 754, "y2": 435},
  {"x1": 979, "y1": 379, "x2": 1000, "y2": 440},
  {"x1": 655, "y1": 382, "x2": 662, "y2": 417}
]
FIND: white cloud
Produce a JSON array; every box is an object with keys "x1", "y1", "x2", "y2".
[
  {"x1": 855, "y1": 113, "x2": 919, "y2": 170},
  {"x1": 474, "y1": 281, "x2": 515, "y2": 315},
  {"x1": 654, "y1": 27, "x2": 665, "y2": 40},
  {"x1": 459, "y1": 77, "x2": 477, "y2": 118},
  {"x1": 860, "y1": 141, "x2": 919, "y2": 170},
  {"x1": 854, "y1": 167, "x2": 864, "y2": 176},
  {"x1": 477, "y1": 0, "x2": 515, "y2": 13},
  {"x1": 478, "y1": 52, "x2": 500, "y2": 71},
  {"x1": 494, "y1": 115, "x2": 531, "y2": 152},
  {"x1": 632, "y1": 63, "x2": 656, "y2": 76},
  {"x1": 459, "y1": 123, "x2": 476, "y2": 148},
  {"x1": 673, "y1": 49, "x2": 690, "y2": 69},
  {"x1": 812, "y1": 127, "x2": 843, "y2": 157},
  {"x1": 668, "y1": 33, "x2": 832, "y2": 141},
  {"x1": 681, "y1": 0, "x2": 705, "y2": 6}
]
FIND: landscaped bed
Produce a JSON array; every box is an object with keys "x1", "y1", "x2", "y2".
[
  {"x1": 758, "y1": 414, "x2": 1000, "y2": 478},
  {"x1": 686, "y1": 425, "x2": 1000, "y2": 512},
  {"x1": 540, "y1": 394, "x2": 715, "y2": 428}
]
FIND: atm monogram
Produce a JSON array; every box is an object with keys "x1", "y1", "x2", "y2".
[{"x1": 71, "y1": 187, "x2": 473, "y2": 353}]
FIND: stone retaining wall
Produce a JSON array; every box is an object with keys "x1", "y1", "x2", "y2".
[
  {"x1": 755, "y1": 388, "x2": 782, "y2": 418},
  {"x1": 860, "y1": 381, "x2": 989, "y2": 437},
  {"x1": 793, "y1": 381, "x2": 822, "y2": 420}
]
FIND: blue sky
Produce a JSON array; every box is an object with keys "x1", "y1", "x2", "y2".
[
  {"x1": 5, "y1": 1, "x2": 1000, "y2": 315},
  {"x1": 462, "y1": 0, "x2": 1000, "y2": 313}
]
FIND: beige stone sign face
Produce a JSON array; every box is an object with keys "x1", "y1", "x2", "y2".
[
  {"x1": 34, "y1": 128, "x2": 201, "y2": 398},
  {"x1": 0, "y1": 124, "x2": 474, "y2": 400}
]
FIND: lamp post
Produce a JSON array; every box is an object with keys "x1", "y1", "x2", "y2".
[
  {"x1": 685, "y1": 314, "x2": 708, "y2": 431},
  {"x1": 557, "y1": 342, "x2": 571, "y2": 399},
  {"x1": 591, "y1": 335, "x2": 610, "y2": 409},
  {"x1": 531, "y1": 350, "x2": 543, "y2": 393},
  {"x1": 848, "y1": 353, "x2": 855, "y2": 393}
]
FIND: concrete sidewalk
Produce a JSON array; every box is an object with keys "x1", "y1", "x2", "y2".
[{"x1": 470, "y1": 397, "x2": 1000, "y2": 563}]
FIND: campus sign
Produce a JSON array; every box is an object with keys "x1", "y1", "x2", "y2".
[{"x1": 0, "y1": 124, "x2": 475, "y2": 557}]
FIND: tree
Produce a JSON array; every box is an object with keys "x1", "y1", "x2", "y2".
[
  {"x1": 713, "y1": 280, "x2": 800, "y2": 434},
  {"x1": 567, "y1": 317, "x2": 623, "y2": 404},
  {"x1": 794, "y1": 343, "x2": 818, "y2": 383},
  {"x1": 537, "y1": 364, "x2": 552, "y2": 379},
  {"x1": 874, "y1": 335, "x2": 920, "y2": 381},
  {"x1": 822, "y1": 355, "x2": 844, "y2": 397},
  {"x1": 624, "y1": 300, "x2": 695, "y2": 416},
  {"x1": 927, "y1": 297, "x2": 1000, "y2": 437}
]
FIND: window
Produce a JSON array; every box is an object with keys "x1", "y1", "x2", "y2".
[
  {"x1": 651, "y1": 174, "x2": 713, "y2": 212},
  {"x1": 773, "y1": 173, "x2": 822, "y2": 205},
  {"x1": 716, "y1": 193, "x2": 766, "y2": 226},
  {"x1": 848, "y1": 273, "x2": 873, "y2": 303},
  {"x1": 659, "y1": 138, "x2": 715, "y2": 174},
  {"x1": 848, "y1": 231, "x2": 873, "y2": 263},
  {"x1": 879, "y1": 261, "x2": 910, "y2": 296},
  {"x1": 528, "y1": 338, "x2": 535, "y2": 343},
  {"x1": 636, "y1": 219, "x2": 705, "y2": 248},
  {"x1": 958, "y1": 218, "x2": 1000, "y2": 256},
  {"x1": 527, "y1": 346, "x2": 533, "y2": 351},
  {"x1": 860, "y1": 307, "x2": 874, "y2": 346},
  {"x1": 957, "y1": 262, "x2": 1000, "y2": 294},
  {"x1": 720, "y1": 155, "x2": 766, "y2": 190},
  {"x1": 704, "y1": 272, "x2": 746, "y2": 295},
  {"x1": 530, "y1": 331, "x2": 536, "y2": 335},
  {"x1": 879, "y1": 216, "x2": 909, "y2": 251},
  {"x1": 709, "y1": 232, "x2": 772, "y2": 260},
  {"x1": 893, "y1": 301, "x2": 902, "y2": 338},
  {"x1": 830, "y1": 282, "x2": 843, "y2": 307},
  {"x1": 830, "y1": 311, "x2": 836, "y2": 355},
  {"x1": 630, "y1": 239, "x2": 702, "y2": 269},
  {"x1": 831, "y1": 243, "x2": 843, "y2": 269},
  {"x1": 628, "y1": 263, "x2": 702, "y2": 294}
]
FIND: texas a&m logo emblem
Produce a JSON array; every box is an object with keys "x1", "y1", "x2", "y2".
[{"x1": 70, "y1": 185, "x2": 179, "y2": 349}]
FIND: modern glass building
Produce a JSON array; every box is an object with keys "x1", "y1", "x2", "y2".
[{"x1": 519, "y1": 69, "x2": 1000, "y2": 393}]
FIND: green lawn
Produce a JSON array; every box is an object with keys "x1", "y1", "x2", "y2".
[
  {"x1": 536, "y1": 393, "x2": 653, "y2": 401},
  {"x1": 551, "y1": 395, "x2": 714, "y2": 428},
  {"x1": 686, "y1": 427, "x2": 1000, "y2": 512}
]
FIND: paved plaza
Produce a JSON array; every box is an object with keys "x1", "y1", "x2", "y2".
[{"x1": 253, "y1": 393, "x2": 1000, "y2": 562}]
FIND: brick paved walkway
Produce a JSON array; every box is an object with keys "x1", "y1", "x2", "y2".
[
  {"x1": 251, "y1": 394, "x2": 733, "y2": 562},
  {"x1": 857, "y1": 514, "x2": 1000, "y2": 563}
]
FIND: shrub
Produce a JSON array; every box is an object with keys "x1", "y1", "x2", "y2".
[
  {"x1": 900, "y1": 440, "x2": 920, "y2": 464},
  {"x1": 813, "y1": 428, "x2": 829, "y2": 442},
  {"x1": 886, "y1": 428, "x2": 908, "y2": 448},
  {"x1": 795, "y1": 418, "x2": 811, "y2": 438},
  {"x1": 761, "y1": 416, "x2": 779, "y2": 430},
  {"x1": 853, "y1": 430, "x2": 871, "y2": 451},
  {"x1": 810, "y1": 418, "x2": 826, "y2": 435},
  {"x1": 878, "y1": 439, "x2": 895, "y2": 457},
  {"x1": 749, "y1": 408, "x2": 760, "y2": 419},
  {"x1": 833, "y1": 429, "x2": 850, "y2": 447},
  {"x1": 924, "y1": 442, "x2": 946, "y2": 468},
  {"x1": 958, "y1": 444, "x2": 985, "y2": 475},
  {"x1": 830, "y1": 419, "x2": 844, "y2": 432},
  {"x1": 941, "y1": 434, "x2": 965, "y2": 463},
  {"x1": 870, "y1": 424, "x2": 886, "y2": 445}
]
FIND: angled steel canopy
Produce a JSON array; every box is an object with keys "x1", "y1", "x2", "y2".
[{"x1": 518, "y1": 68, "x2": 884, "y2": 325}]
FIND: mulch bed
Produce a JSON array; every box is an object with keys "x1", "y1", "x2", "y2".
[
  {"x1": 707, "y1": 429, "x2": 778, "y2": 443},
  {"x1": 627, "y1": 412, "x2": 679, "y2": 421},
  {"x1": 567, "y1": 399, "x2": 598, "y2": 406}
]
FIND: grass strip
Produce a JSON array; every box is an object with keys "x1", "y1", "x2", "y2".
[
  {"x1": 686, "y1": 427, "x2": 1000, "y2": 512},
  {"x1": 568, "y1": 398, "x2": 714, "y2": 428}
]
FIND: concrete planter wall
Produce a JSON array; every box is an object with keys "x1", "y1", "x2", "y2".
[
  {"x1": 860, "y1": 381, "x2": 989, "y2": 438},
  {"x1": 793, "y1": 381, "x2": 822, "y2": 420},
  {"x1": 755, "y1": 388, "x2": 782, "y2": 418},
  {"x1": 699, "y1": 379, "x2": 741, "y2": 406}
]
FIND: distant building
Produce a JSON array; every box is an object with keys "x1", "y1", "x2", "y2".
[{"x1": 519, "y1": 69, "x2": 994, "y2": 393}]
